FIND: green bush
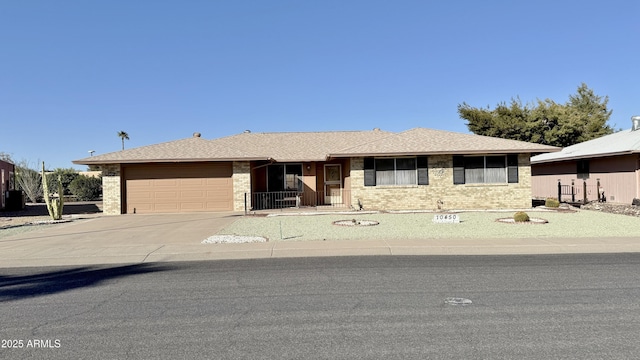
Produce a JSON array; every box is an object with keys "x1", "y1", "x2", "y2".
[
  {"x1": 513, "y1": 211, "x2": 530, "y2": 222},
  {"x1": 545, "y1": 198, "x2": 560, "y2": 208},
  {"x1": 46, "y1": 168, "x2": 79, "y2": 195},
  {"x1": 68, "y1": 175, "x2": 102, "y2": 201}
]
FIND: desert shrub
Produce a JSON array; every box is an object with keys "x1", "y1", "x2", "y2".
[
  {"x1": 46, "y1": 168, "x2": 79, "y2": 195},
  {"x1": 15, "y1": 163, "x2": 43, "y2": 202},
  {"x1": 68, "y1": 175, "x2": 102, "y2": 201},
  {"x1": 545, "y1": 198, "x2": 560, "y2": 208},
  {"x1": 513, "y1": 211, "x2": 530, "y2": 222}
]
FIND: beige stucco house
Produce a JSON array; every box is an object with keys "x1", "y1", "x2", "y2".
[{"x1": 73, "y1": 128, "x2": 559, "y2": 215}]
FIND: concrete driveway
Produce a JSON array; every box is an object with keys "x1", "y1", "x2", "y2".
[{"x1": 0, "y1": 212, "x2": 248, "y2": 267}]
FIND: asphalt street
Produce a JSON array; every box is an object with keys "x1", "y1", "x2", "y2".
[{"x1": 2, "y1": 254, "x2": 640, "y2": 359}]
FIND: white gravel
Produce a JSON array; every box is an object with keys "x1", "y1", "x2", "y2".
[
  {"x1": 202, "y1": 235, "x2": 267, "y2": 244},
  {"x1": 214, "y1": 209, "x2": 640, "y2": 242}
]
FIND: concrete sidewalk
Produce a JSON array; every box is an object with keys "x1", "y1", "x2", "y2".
[{"x1": 1, "y1": 212, "x2": 640, "y2": 268}]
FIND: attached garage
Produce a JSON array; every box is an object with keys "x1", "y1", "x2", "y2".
[{"x1": 123, "y1": 162, "x2": 233, "y2": 214}]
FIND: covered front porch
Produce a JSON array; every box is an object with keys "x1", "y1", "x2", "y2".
[{"x1": 247, "y1": 159, "x2": 352, "y2": 211}]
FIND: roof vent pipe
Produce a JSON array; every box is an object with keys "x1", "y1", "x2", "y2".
[{"x1": 632, "y1": 116, "x2": 640, "y2": 131}]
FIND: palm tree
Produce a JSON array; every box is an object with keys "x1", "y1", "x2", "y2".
[{"x1": 117, "y1": 131, "x2": 129, "y2": 150}]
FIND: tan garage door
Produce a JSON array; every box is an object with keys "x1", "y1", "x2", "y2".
[{"x1": 124, "y1": 163, "x2": 233, "y2": 214}]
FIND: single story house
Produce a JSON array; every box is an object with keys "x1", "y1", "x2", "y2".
[
  {"x1": 73, "y1": 128, "x2": 558, "y2": 215},
  {"x1": 0, "y1": 159, "x2": 15, "y2": 211},
  {"x1": 531, "y1": 116, "x2": 640, "y2": 204}
]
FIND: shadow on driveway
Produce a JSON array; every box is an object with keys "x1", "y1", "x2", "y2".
[
  {"x1": 0, "y1": 263, "x2": 175, "y2": 302},
  {"x1": 2, "y1": 202, "x2": 103, "y2": 217}
]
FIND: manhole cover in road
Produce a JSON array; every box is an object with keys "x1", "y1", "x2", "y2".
[{"x1": 444, "y1": 297, "x2": 472, "y2": 306}]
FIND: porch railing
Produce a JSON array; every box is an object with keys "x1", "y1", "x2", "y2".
[
  {"x1": 247, "y1": 190, "x2": 352, "y2": 211},
  {"x1": 557, "y1": 180, "x2": 603, "y2": 203}
]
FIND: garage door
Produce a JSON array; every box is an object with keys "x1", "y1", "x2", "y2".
[{"x1": 124, "y1": 163, "x2": 233, "y2": 214}]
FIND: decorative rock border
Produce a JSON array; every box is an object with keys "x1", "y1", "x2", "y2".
[
  {"x1": 535, "y1": 205, "x2": 577, "y2": 213},
  {"x1": 332, "y1": 219, "x2": 379, "y2": 227},
  {"x1": 202, "y1": 235, "x2": 268, "y2": 244},
  {"x1": 495, "y1": 218, "x2": 548, "y2": 224}
]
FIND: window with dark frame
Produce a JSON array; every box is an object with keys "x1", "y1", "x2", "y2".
[
  {"x1": 267, "y1": 164, "x2": 303, "y2": 192},
  {"x1": 364, "y1": 157, "x2": 428, "y2": 186},
  {"x1": 577, "y1": 159, "x2": 590, "y2": 179},
  {"x1": 453, "y1": 155, "x2": 518, "y2": 184}
]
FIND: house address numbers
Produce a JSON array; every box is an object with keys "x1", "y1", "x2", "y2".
[{"x1": 432, "y1": 214, "x2": 460, "y2": 223}]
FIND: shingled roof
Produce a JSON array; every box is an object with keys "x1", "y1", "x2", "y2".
[
  {"x1": 73, "y1": 128, "x2": 559, "y2": 165},
  {"x1": 74, "y1": 135, "x2": 268, "y2": 165},
  {"x1": 210, "y1": 129, "x2": 393, "y2": 162},
  {"x1": 329, "y1": 128, "x2": 559, "y2": 157}
]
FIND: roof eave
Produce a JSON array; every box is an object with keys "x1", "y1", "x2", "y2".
[
  {"x1": 267, "y1": 157, "x2": 329, "y2": 163},
  {"x1": 532, "y1": 150, "x2": 638, "y2": 164},
  {"x1": 72, "y1": 157, "x2": 270, "y2": 165},
  {"x1": 329, "y1": 148, "x2": 559, "y2": 158}
]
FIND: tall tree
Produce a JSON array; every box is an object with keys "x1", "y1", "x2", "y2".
[
  {"x1": 565, "y1": 83, "x2": 613, "y2": 143},
  {"x1": 458, "y1": 83, "x2": 613, "y2": 147},
  {"x1": 117, "y1": 131, "x2": 129, "y2": 150}
]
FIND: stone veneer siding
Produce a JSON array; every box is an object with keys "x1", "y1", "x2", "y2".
[
  {"x1": 350, "y1": 154, "x2": 532, "y2": 211},
  {"x1": 233, "y1": 161, "x2": 251, "y2": 211},
  {"x1": 101, "y1": 164, "x2": 122, "y2": 215}
]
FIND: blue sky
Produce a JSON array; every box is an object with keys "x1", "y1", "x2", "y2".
[{"x1": 2, "y1": 0, "x2": 639, "y2": 170}]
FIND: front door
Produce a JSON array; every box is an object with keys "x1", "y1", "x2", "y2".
[{"x1": 324, "y1": 164, "x2": 342, "y2": 205}]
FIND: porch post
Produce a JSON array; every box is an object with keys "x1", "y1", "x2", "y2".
[{"x1": 571, "y1": 179, "x2": 575, "y2": 203}]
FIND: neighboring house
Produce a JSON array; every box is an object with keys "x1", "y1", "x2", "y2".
[
  {"x1": 531, "y1": 116, "x2": 640, "y2": 204},
  {"x1": 0, "y1": 159, "x2": 15, "y2": 211},
  {"x1": 73, "y1": 128, "x2": 558, "y2": 215}
]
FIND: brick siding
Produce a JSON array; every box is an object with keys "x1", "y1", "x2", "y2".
[
  {"x1": 101, "y1": 164, "x2": 122, "y2": 215},
  {"x1": 232, "y1": 161, "x2": 251, "y2": 211},
  {"x1": 350, "y1": 155, "x2": 532, "y2": 211}
]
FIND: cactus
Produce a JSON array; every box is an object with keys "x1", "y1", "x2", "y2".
[{"x1": 41, "y1": 162, "x2": 64, "y2": 220}]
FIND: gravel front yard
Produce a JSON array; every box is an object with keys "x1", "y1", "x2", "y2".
[
  {"x1": 3, "y1": 203, "x2": 639, "y2": 243},
  {"x1": 215, "y1": 209, "x2": 640, "y2": 242},
  {"x1": 0, "y1": 202, "x2": 102, "y2": 239}
]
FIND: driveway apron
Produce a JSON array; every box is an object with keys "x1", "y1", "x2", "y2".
[{"x1": 0, "y1": 212, "x2": 242, "y2": 267}]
